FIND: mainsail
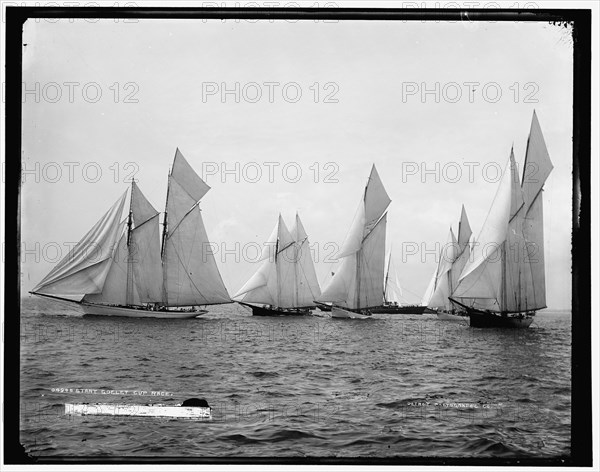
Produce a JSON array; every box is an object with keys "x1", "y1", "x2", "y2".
[
  {"x1": 85, "y1": 182, "x2": 163, "y2": 306},
  {"x1": 317, "y1": 165, "x2": 391, "y2": 310},
  {"x1": 233, "y1": 214, "x2": 320, "y2": 308},
  {"x1": 452, "y1": 112, "x2": 553, "y2": 313},
  {"x1": 162, "y1": 149, "x2": 231, "y2": 306}
]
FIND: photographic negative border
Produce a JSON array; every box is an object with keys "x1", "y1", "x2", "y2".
[{"x1": 3, "y1": 5, "x2": 592, "y2": 466}]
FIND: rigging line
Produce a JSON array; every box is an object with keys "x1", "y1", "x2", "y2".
[
  {"x1": 132, "y1": 213, "x2": 161, "y2": 231},
  {"x1": 167, "y1": 203, "x2": 202, "y2": 238}
]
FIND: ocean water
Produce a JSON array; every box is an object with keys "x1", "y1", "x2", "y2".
[{"x1": 19, "y1": 297, "x2": 571, "y2": 458}]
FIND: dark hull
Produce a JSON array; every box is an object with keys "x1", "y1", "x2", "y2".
[
  {"x1": 468, "y1": 310, "x2": 533, "y2": 329},
  {"x1": 370, "y1": 305, "x2": 427, "y2": 314},
  {"x1": 247, "y1": 305, "x2": 311, "y2": 317}
]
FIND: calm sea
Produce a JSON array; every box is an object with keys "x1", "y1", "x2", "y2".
[{"x1": 19, "y1": 297, "x2": 571, "y2": 458}]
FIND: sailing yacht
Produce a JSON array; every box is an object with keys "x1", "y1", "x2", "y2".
[
  {"x1": 316, "y1": 165, "x2": 390, "y2": 319},
  {"x1": 234, "y1": 213, "x2": 321, "y2": 316},
  {"x1": 425, "y1": 206, "x2": 472, "y2": 321},
  {"x1": 30, "y1": 149, "x2": 231, "y2": 318},
  {"x1": 450, "y1": 111, "x2": 553, "y2": 328}
]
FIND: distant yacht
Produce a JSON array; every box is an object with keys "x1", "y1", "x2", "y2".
[
  {"x1": 30, "y1": 149, "x2": 231, "y2": 318},
  {"x1": 234, "y1": 213, "x2": 321, "y2": 316},
  {"x1": 450, "y1": 111, "x2": 553, "y2": 328},
  {"x1": 316, "y1": 165, "x2": 390, "y2": 319},
  {"x1": 424, "y1": 206, "x2": 472, "y2": 322}
]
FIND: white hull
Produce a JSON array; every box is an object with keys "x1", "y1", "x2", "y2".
[
  {"x1": 81, "y1": 303, "x2": 207, "y2": 319},
  {"x1": 331, "y1": 306, "x2": 372, "y2": 319},
  {"x1": 65, "y1": 403, "x2": 212, "y2": 420},
  {"x1": 436, "y1": 312, "x2": 469, "y2": 322}
]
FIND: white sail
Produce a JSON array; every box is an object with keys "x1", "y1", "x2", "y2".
[
  {"x1": 364, "y1": 165, "x2": 392, "y2": 233},
  {"x1": 290, "y1": 214, "x2": 322, "y2": 306},
  {"x1": 32, "y1": 192, "x2": 128, "y2": 301},
  {"x1": 129, "y1": 183, "x2": 163, "y2": 303},
  {"x1": 454, "y1": 152, "x2": 514, "y2": 290},
  {"x1": 519, "y1": 193, "x2": 546, "y2": 309},
  {"x1": 449, "y1": 206, "x2": 473, "y2": 295},
  {"x1": 337, "y1": 201, "x2": 366, "y2": 258},
  {"x1": 383, "y1": 252, "x2": 403, "y2": 304},
  {"x1": 501, "y1": 112, "x2": 552, "y2": 312},
  {"x1": 235, "y1": 260, "x2": 275, "y2": 305},
  {"x1": 163, "y1": 149, "x2": 230, "y2": 306},
  {"x1": 84, "y1": 228, "x2": 138, "y2": 306},
  {"x1": 517, "y1": 110, "x2": 552, "y2": 310},
  {"x1": 85, "y1": 183, "x2": 163, "y2": 306},
  {"x1": 273, "y1": 216, "x2": 297, "y2": 308},
  {"x1": 521, "y1": 111, "x2": 554, "y2": 211},
  {"x1": 452, "y1": 152, "x2": 515, "y2": 310},
  {"x1": 317, "y1": 254, "x2": 357, "y2": 305},
  {"x1": 355, "y1": 214, "x2": 387, "y2": 309},
  {"x1": 428, "y1": 228, "x2": 458, "y2": 310},
  {"x1": 234, "y1": 215, "x2": 301, "y2": 308},
  {"x1": 457, "y1": 205, "x2": 472, "y2": 254},
  {"x1": 421, "y1": 270, "x2": 436, "y2": 307},
  {"x1": 453, "y1": 112, "x2": 552, "y2": 313},
  {"x1": 317, "y1": 165, "x2": 390, "y2": 310}
]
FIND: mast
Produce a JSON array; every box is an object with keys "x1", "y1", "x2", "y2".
[
  {"x1": 161, "y1": 164, "x2": 171, "y2": 305},
  {"x1": 294, "y1": 213, "x2": 299, "y2": 309},
  {"x1": 125, "y1": 182, "x2": 135, "y2": 306},
  {"x1": 383, "y1": 252, "x2": 391, "y2": 303},
  {"x1": 275, "y1": 223, "x2": 280, "y2": 307},
  {"x1": 447, "y1": 227, "x2": 454, "y2": 296},
  {"x1": 501, "y1": 241, "x2": 507, "y2": 313},
  {"x1": 355, "y1": 249, "x2": 362, "y2": 309},
  {"x1": 355, "y1": 177, "x2": 369, "y2": 310}
]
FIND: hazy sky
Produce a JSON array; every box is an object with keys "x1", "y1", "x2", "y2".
[{"x1": 20, "y1": 17, "x2": 574, "y2": 309}]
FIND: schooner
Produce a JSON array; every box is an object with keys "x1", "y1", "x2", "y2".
[
  {"x1": 30, "y1": 149, "x2": 231, "y2": 318},
  {"x1": 233, "y1": 213, "x2": 321, "y2": 316},
  {"x1": 424, "y1": 205, "x2": 472, "y2": 321},
  {"x1": 449, "y1": 111, "x2": 553, "y2": 328},
  {"x1": 316, "y1": 165, "x2": 391, "y2": 319}
]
